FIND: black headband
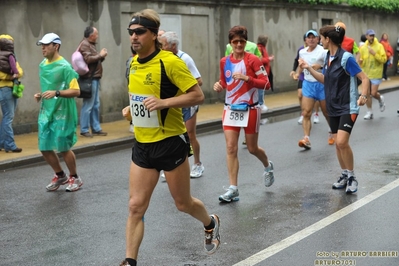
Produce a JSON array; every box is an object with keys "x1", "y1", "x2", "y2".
[{"x1": 128, "y1": 16, "x2": 159, "y2": 34}]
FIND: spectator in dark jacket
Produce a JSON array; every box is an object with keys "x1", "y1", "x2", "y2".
[{"x1": 79, "y1": 26, "x2": 108, "y2": 137}]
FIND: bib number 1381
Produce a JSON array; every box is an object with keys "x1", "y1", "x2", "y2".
[{"x1": 129, "y1": 93, "x2": 159, "y2": 128}]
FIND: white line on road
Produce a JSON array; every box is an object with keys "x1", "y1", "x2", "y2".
[{"x1": 233, "y1": 178, "x2": 399, "y2": 266}]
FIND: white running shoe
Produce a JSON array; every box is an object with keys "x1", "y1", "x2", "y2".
[
  {"x1": 65, "y1": 176, "x2": 83, "y2": 192},
  {"x1": 263, "y1": 161, "x2": 274, "y2": 187},
  {"x1": 219, "y1": 187, "x2": 239, "y2": 202},
  {"x1": 260, "y1": 104, "x2": 269, "y2": 113},
  {"x1": 379, "y1": 95, "x2": 385, "y2": 112},
  {"x1": 46, "y1": 174, "x2": 68, "y2": 191},
  {"x1": 313, "y1": 113, "x2": 319, "y2": 124},
  {"x1": 364, "y1": 111, "x2": 373, "y2": 120},
  {"x1": 190, "y1": 163, "x2": 204, "y2": 178},
  {"x1": 160, "y1": 170, "x2": 167, "y2": 182},
  {"x1": 298, "y1": 115, "x2": 304, "y2": 125}
]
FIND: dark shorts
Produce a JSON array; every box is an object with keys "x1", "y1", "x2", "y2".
[
  {"x1": 329, "y1": 114, "x2": 358, "y2": 134},
  {"x1": 131, "y1": 133, "x2": 191, "y2": 172},
  {"x1": 297, "y1": 80, "x2": 303, "y2": 89}
]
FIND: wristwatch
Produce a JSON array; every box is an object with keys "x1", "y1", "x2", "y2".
[
  {"x1": 55, "y1": 90, "x2": 60, "y2": 97},
  {"x1": 361, "y1": 94, "x2": 367, "y2": 100}
]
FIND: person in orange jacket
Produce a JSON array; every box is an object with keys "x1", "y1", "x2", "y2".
[{"x1": 379, "y1": 32, "x2": 394, "y2": 80}]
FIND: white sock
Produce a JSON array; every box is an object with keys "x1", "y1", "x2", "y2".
[{"x1": 347, "y1": 170, "x2": 355, "y2": 177}]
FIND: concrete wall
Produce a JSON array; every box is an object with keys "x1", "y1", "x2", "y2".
[{"x1": 1, "y1": 0, "x2": 398, "y2": 134}]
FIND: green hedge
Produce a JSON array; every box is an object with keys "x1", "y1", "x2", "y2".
[{"x1": 285, "y1": 0, "x2": 399, "y2": 13}]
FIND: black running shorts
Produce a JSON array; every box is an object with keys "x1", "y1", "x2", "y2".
[
  {"x1": 131, "y1": 133, "x2": 191, "y2": 172},
  {"x1": 329, "y1": 114, "x2": 358, "y2": 134}
]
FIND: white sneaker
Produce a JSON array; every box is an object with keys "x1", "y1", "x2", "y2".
[
  {"x1": 129, "y1": 124, "x2": 134, "y2": 133},
  {"x1": 260, "y1": 104, "x2": 268, "y2": 113},
  {"x1": 364, "y1": 111, "x2": 373, "y2": 120},
  {"x1": 190, "y1": 163, "x2": 204, "y2": 178},
  {"x1": 379, "y1": 95, "x2": 385, "y2": 112},
  {"x1": 65, "y1": 176, "x2": 83, "y2": 192},
  {"x1": 263, "y1": 161, "x2": 274, "y2": 187},
  {"x1": 160, "y1": 170, "x2": 167, "y2": 182},
  {"x1": 313, "y1": 113, "x2": 320, "y2": 124},
  {"x1": 298, "y1": 115, "x2": 304, "y2": 125}
]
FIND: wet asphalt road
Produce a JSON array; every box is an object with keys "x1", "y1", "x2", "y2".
[{"x1": 1, "y1": 91, "x2": 399, "y2": 266}]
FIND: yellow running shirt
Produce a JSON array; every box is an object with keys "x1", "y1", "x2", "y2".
[{"x1": 128, "y1": 49, "x2": 197, "y2": 143}]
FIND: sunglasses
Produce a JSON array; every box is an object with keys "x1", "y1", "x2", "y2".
[
  {"x1": 127, "y1": 27, "x2": 148, "y2": 36},
  {"x1": 231, "y1": 39, "x2": 246, "y2": 45}
]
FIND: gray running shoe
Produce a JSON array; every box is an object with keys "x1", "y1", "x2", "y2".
[
  {"x1": 379, "y1": 95, "x2": 385, "y2": 112},
  {"x1": 332, "y1": 174, "x2": 348, "y2": 189},
  {"x1": 263, "y1": 161, "x2": 274, "y2": 187},
  {"x1": 65, "y1": 176, "x2": 83, "y2": 192},
  {"x1": 46, "y1": 174, "x2": 68, "y2": 191},
  {"x1": 345, "y1": 176, "x2": 358, "y2": 194},
  {"x1": 219, "y1": 188, "x2": 239, "y2": 202},
  {"x1": 204, "y1": 214, "x2": 220, "y2": 255}
]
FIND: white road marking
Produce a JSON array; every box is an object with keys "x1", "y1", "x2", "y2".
[{"x1": 233, "y1": 178, "x2": 399, "y2": 266}]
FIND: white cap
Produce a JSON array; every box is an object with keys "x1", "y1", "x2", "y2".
[{"x1": 37, "y1": 33, "x2": 61, "y2": 45}]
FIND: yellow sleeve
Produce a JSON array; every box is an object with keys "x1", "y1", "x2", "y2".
[
  {"x1": 69, "y1": 78, "x2": 79, "y2": 90},
  {"x1": 375, "y1": 44, "x2": 387, "y2": 64}
]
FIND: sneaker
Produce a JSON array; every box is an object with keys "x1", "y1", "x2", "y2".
[
  {"x1": 92, "y1": 130, "x2": 108, "y2": 136},
  {"x1": 65, "y1": 176, "x2": 83, "y2": 192},
  {"x1": 242, "y1": 138, "x2": 246, "y2": 145},
  {"x1": 160, "y1": 170, "x2": 167, "y2": 183},
  {"x1": 379, "y1": 95, "x2": 385, "y2": 112},
  {"x1": 298, "y1": 137, "x2": 311, "y2": 150},
  {"x1": 263, "y1": 161, "x2": 274, "y2": 187},
  {"x1": 80, "y1": 132, "x2": 93, "y2": 138},
  {"x1": 328, "y1": 132, "x2": 335, "y2": 145},
  {"x1": 219, "y1": 187, "x2": 239, "y2": 202},
  {"x1": 119, "y1": 260, "x2": 131, "y2": 266},
  {"x1": 313, "y1": 113, "x2": 320, "y2": 124},
  {"x1": 46, "y1": 174, "x2": 68, "y2": 191},
  {"x1": 332, "y1": 174, "x2": 348, "y2": 189},
  {"x1": 190, "y1": 163, "x2": 205, "y2": 178},
  {"x1": 260, "y1": 104, "x2": 268, "y2": 113},
  {"x1": 129, "y1": 124, "x2": 134, "y2": 133},
  {"x1": 298, "y1": 115, "x2": 304, "y2": 125},
  {"x1": 345, "y1": 176, "x2": 358, "y2": 194},
  {"x1": 364, "y1": 111, "x2": 373, "y2": 120},
  {"x1": 204, "y1": 214, "x2": 220, "y2": 255}
]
